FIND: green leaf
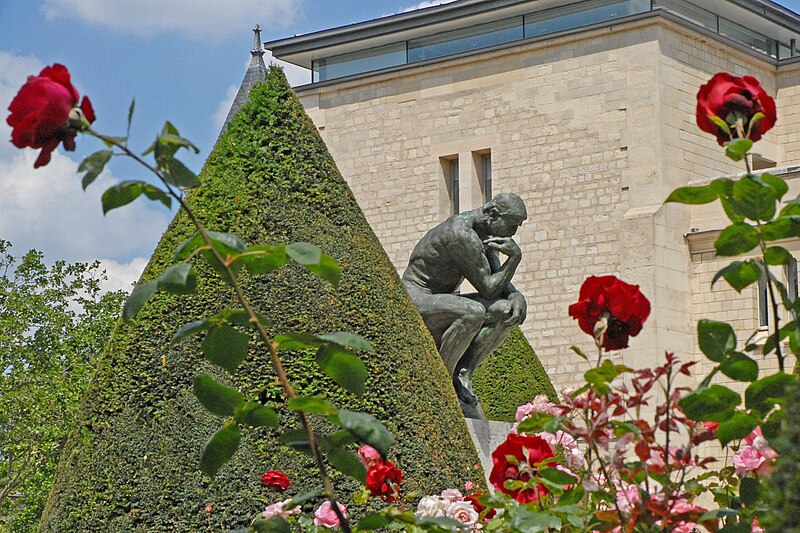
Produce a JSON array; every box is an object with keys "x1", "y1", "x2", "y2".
[
  {"x1": 698, "y1": 320, "x2": 736, "y2": 362},
  {"x1": 748, "y1": 111, "x2": 766, "y2": 135},
  {"x1": 316, "y1": 344, "x2": 367, "y2": 397},
  {"x1": 679, "y1": 385, "x2": 741, "y2": 422},
  {"x1": 290, "y1": 487, "x2": 325, "y2": 505},
  {"x1": 236, "y1": 402, "x2": 279, "y2": 428},
  {"x1": 336, "y1": 409, "x2": 394, "y2": 456},
  {"x1": 725, "y1": 138, "x2": 753, "y2": 161},
  {"x1": 569, "y1": 345, "x2": 589, "y2": 361},
  {"x1": 274, "y1": 332, "x2": 324, "y2": 351},
  {"x1": 101, "y1": 135, "x2": 127, "y2": 149},
  {"x1": 762, "y1": 408, "x2": 785, "y2": 440},
  {"x1": 665, "y1": 183, "x2": 722, "y2": 204},
  {"x1": 200, "y1": 422, "x2": 241, "y2": 477},
  {"x1": 719, "y1": 352, "x2": 758, "y2": 382},
  {"x1": 327, "y1": 447, "x2": 367, "y2": 483},
  {"x1": 252, "y1": 517, "x2": 291, "y2": 533},
  {"x1": 732, "y1": 174, "x2": 776, "y2": 221},
  {"x1": 760, "y1": 216, "x2": 800, "y2": 241},
  {"x1": 516, "y1": 412, "x2": 558, "y2": 435},
  {"x1": 712, "y1": 260, "x2": 762, "y2": 292},
  {"x1": 288, "y1": 396, "x2": 339, "y2": 416},
  {"x1": 201, "y1": 324, "x2": 249, "y2": 373},
  {"x1": 79, "y1": 149, "x2": 113, "y2": 189},
  {"x1": 234, "y1": 244, "x2": 288, "y2": 276},
  {"x1": 721, "y1": 197, "x2": 745, "y2": 223},
  {"x1": 716, "y1": 411, "x2": 760, "y2": 446},
  {"x1": 709, "y1": 115, "x2": 732, "y2": 136},
  {"x1": 174, "y1": 231, "x2": 246, "y2": 261},
  {"x1": 319, "y1": 332, "x2": 374, "y2": 351},
  {"x1": 714, "y1": 222, "x2": 760, "y2": 256},
  {"x1": 126, "y1": 98, "x2": 135, "y2": 136},
  {"x1": 765, "y1": 246, "x2": 792, "y2": 266},
  {"x1": 101, "y1": 180, "x2": 171, "y2": 214},
  {"x1": 538, "y1": 467, "x2": 577, "y2": 487},
  {"x1": 760, "y1": 172, "x2": 788, "y2": 201},
  {"x1": 584, "y1": 360, "x2": 632, "y2": 394},
  {"x1": 745, "y1": 373, "x2": 798, "y2": 415},
  {"x1": 163, "y1": 157, "x2": 199, "y2": 189},
  {"x1": 510, "y1": 507, "x2": 561, "y2": 532},
  {"x1": 740, "y1": 476, "x2": 760, "y2": 507},
  {"x1": 357, "y1": 514, "x2": 393, "y2": 530},
  {"x1": 172, "y1": 319, "x2": 210, "y2": 342},
  {"x1": 156, "y1": 263, "x2": 196, "y2": 294},
  {"x1": 192, "y1": 373, "x2": 244, "y2": 417},
  {"x1": 286, "y1": 242, "x2": 341, "y2": 288},
  {"x1": 122, "y1": 280, "x2": 158, "y2": 321}
]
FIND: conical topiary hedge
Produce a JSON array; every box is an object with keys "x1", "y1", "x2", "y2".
[
  {"x1": 473, "y1": 327, "x2": 558, "y2": 421},
  {"x1": 40, "y1": 67, "x2": 482, "y2": 531}
]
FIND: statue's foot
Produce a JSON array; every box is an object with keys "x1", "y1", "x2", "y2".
[{"x1": 453, "y1": 378, "x2": 479, "y2": 405}]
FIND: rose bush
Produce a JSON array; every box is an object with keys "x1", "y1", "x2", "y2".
[
  {"x1": 567, "y1": 275, "x2": 650, "y2": 351},
  {"x1": 696, "y1": 72, "x2": 776, "y2": 145},
  {"x1": 7, "y1": 63, "x2": 95, "y2": 168},
  {"x1": 488, "y1": 432, "x2": 555, "y2": 504},
  {"x1": 364, "y1": 458, "x2": 403, "y2": 503}
]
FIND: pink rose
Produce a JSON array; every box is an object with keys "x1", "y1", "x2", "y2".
[
  {"x1": 262, "y1": 499, "x2": 300, "y2": 520},
  {"x1": 445, "y1": 501, "x2": 479, "y2": 528},
  {"x1": 440, "y1": 488, "x2": 463, "y2": 502},
  {"x1": 357, "y1": 444, "x2": 381, "y2": 468},
  {"x1": 313, "y1": 500, "x2": 347, "y2": 528}
]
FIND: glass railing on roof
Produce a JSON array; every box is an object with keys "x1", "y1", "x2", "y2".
[{"x1": 310, "y1": 0, "x2": 797, "y2": 83}]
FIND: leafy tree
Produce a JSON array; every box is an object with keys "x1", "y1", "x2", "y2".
[{"x1": 0, "y1": 240, "x2": 124, "y2": 531}]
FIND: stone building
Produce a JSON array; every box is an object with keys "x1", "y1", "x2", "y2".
[{"x1": 260, "y1": 0, "x2": 800, "y2": 394}]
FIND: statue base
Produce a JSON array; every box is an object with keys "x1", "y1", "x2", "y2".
[{"x1": 464, "y1": 417, "x2": 514, "y2": 485}]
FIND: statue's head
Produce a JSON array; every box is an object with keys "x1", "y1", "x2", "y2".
[{"x1": 481, "y1": 192, "x2": 527, "y2": 238}]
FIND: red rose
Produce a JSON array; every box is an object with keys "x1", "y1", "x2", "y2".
[
  {"x1": 696, "y1": 72, "x2": 776, "y2": 145},
  {"x1": 261, "y1": 470, "x2": 291, "y2": 491},
  {"x1": 489, "y1": 433, "x2": 555, "y2": 504},
  {"x1": 568, "y1": 275, "x2": 650, "y2": 351},
  {"x1": 365, "y1": 459, "x2": 402, "y2": 502},
  {"x1": 464, "y1": 493, "x2": 496, "y2": 520},
  {"x1": 7, "y1": 63, "x2": 95, "y2": 168}
]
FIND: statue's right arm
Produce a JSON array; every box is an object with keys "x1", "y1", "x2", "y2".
[{"x1": 457, "y1": 232, "x2": 521, "y2": 300}]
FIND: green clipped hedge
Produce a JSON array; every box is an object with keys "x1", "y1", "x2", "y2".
[
  {"x1": 40, "y1": 67, "x2": 481, "y2": 532},
  {"x1": 472, "y1": 327, "x2": 557, "y2": 421}
]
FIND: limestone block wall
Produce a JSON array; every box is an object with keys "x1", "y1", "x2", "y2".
[
  {"x1": 294, "y1": 16, "x2": 799, "y2": 393},
  {"x1": 777, "y1": 60, "x2": 800, "y2": 166}
]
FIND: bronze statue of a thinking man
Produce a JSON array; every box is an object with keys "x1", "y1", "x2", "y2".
[{"x1": 402, "y1": 192, "x2": 528, "y2": 418}]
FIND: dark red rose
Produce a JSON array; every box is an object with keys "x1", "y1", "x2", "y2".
[
  {"x1": 489, "y1": 433, "x2": 555, "y2": 504},
  {"x1": 365, "y1": 459, "x2": 402, "y2": 502},
  {"x1": 696, "y1": 72, "x2": 776, "y2": 146},
  {"x1": 261, "y1": 470, "x2": 291, "y2": 491},
  {"x1": 464, "y1": 493, "x2": 496, "y2": 520},
  {"x1": 7, "y1": 63, "x2": 95, "y2": 168},
  {"x1": 568, "y1": 275, "x2": 650, "y2": 351}
]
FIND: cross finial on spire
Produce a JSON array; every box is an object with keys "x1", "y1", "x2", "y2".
[{"x1": 251, "y1": 24, "x2": 264, "y2": 57}]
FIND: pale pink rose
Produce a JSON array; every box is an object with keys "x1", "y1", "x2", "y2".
[
  {"x1": 540, "y1": 430, "x2": 583, "y2": 469},
  {"x1": 752, "y1": 517, "x2": 764, "y2": 533},
  {"x1": 357, "y1": 444, "x2": 381, "y2": 467},
  {"x1": 415, "y1": 495, "x2": 447, "y2": 518},
  {"x1": 670, "y1": 497, "x2": 705, "y2": 515},
  {"x1": 464, "y1": 480, "x2": 474, "y2": 491},
  {"x1": 446, "y1": 500, "x2": 479, "y2": 528},
  {"x1": 746, "y1": 427, "x2": 779, "y2": 461},
  {"x1": 734, "y1": 447, "x2": 767, "y2": 475},
  {"x1": 514, "y1": 395, "x2": 559, "y2": 424},
  {"x1": 672, "y1": 522, "x2": 697, "y2": 533},
  {"x1": 614, "y1": 482, "x2": 640, "y2": 513},
  {"x1": 441, "y1": 488, "x2": 463, "y2": 502},
  {"x1": 262, "y1": 499, "x2": 300, "y2": 520},
  {"x1": 313, "y1": 500, "x2": 347, "y2": 528}
]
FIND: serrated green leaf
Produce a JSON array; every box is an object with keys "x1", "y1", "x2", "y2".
[
  {"x1": 698, "y1": 320, "x2": 736, "y2": 362},
  {"x1": 172, "y1": 319, "x2": 210, "y2": 342},
  {"x1": 336, "y1": 409, "x2": 394, "y2": 456},
  {"x1": 760, "y1": 216, "x2": 800, "y2": 241},
  {"x1": 200, "y1": 422, "x2": 240, "y2": 477},
  {"x1": 665, "y1": 185, "x2": 719, "y2": 204},
  {"x1": 725, "y1": 138, "x2": 753, "y2": 161},
  {"x1": 716, "y1": 411, "x2": 760, "y2": 445},
  {"x1": 252, "y1": 517, "x2": 291, "y2": 533},
  {"x1": 235, "y1": 244, "x2": 288, "y2": 275},
  {"x1": 714, "y1": 222, "x2": 760, "y2": 256},
  {"x1": 356, "y1": 513, "x2": 393, "y2": 530},
  {"x1": 288, "y1": 396, "x2": 339, "y2": 416},
  {"x1": 274, "y1": 332, "x2": 324, "y2": 351},
  {"x1": 712, "y1": 260, "x2": 762, "y2": 292},
  {"x1": 122, "y1": 279, "x2": 158, "y2": 321},
  {"x1": 236, "y1": 402, "x2": 279, "y2": 428},
  {"x1": 290, "y1": 487, "x2": 324, "y2": 505},
  {"x1": 732, "y1": 174, "x2": 776, "y2": 221},
  {"x1": 164, "y1": 157, "x2": 199, "y2": 189},
  {"x1": 745, "y1": 372, "x2": 798, "y2": 415},
  {"x1": 79, "y1": 149, "x2": 113, "y2": 189},
  {"x1": 765, "y1": 246, "x2": 792, "y2": 266},
  {"x1": 316, "y1": 344, "x2": 367, "y2": 397},
  {"x1": 156, "y1": 263, "x2": 196, "y2": 294},
  {"x1": 760, "y1": 172, "x2": 788, "y2": 200},
  {"x1": 201, "y1": 324, "x2": 249, "y2": 373},
  {"x1": 510, "y1": 507, "x2": 561, "y2": 532},
  {"x1": 719, "y1": 352, "x2": 758, "y2": 382},
  {"x1": 319, "y1": 332, "x2": 373, "y2": 351},
  {"x1": 192, "y1": 373, "x2": 244, "y2": 417},
  {"x1": 328, "y1": 447, "x2": 367, "y2": 483},
  {"x1": 285, "y1": 242, "x2": 322, "y2": 264},
  {"x1": 679, "y1": 385, "x2": 740, "y2": 422},
  {"x1": 538, "y1": 467, "x2": 577, "y2": 487},
  {"x1": 101, "y1": 180, "x2": 171, "y2": 214}
]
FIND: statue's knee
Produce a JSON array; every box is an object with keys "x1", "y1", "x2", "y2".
[
  {"x1": 462, "y1": 302, "x2": 486, "y2": 331},
  {"x1": 486, "y1": 300, "x2": 512, "y2": 323}
]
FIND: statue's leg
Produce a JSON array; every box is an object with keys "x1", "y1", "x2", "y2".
[
  {"x1": 403, "y1": 285, "x2": 486, "y2": 377},
  {"x1": 454, "y1": 297, "x2": 515, "y2": 404}
]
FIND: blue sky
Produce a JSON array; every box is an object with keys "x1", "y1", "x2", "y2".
[{"x1": 1, "y1": 0, "x2": 799, "y2": 291}]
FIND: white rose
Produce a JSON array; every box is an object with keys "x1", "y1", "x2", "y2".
[{"x1": 415, "y1": 495, "x2": 447, "y2": 518}]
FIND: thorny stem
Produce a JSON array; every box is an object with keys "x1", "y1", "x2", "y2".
[{"x1": 88, "y1": 131, "x2": 352, "y2": 532}]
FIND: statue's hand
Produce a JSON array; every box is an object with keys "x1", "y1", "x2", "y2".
[
  {"x1": 506, "y1": 291, "x2": 527, "y2": 326},
  {"x1": 483, "y1": 237, "x2": 520, "y2": 258}
]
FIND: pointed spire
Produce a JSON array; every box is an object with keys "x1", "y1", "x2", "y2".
[{"x1": 220, "y1": 24, "x2": 269, "y2": 133}]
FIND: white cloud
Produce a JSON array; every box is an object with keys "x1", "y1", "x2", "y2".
[
  {"x1": 97, "y1": 257, "x2": 149, "y2": 294},
  {"x1": 401, "y1": 0, "x2": 458, "y2": 13},
  {"x1": 0, "y1": 51, "x2": 171, "y2": 266},
  {"x1": 213, "y1": 84, "x2": 240, "y2": 133},
  {"x1": 41, "y1": 0, "x2": 301, "y2": 41}
]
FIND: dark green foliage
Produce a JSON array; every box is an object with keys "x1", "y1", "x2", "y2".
[
  {"x1": 759, "y1": 379, "x2": 800, "y2": 531},
  {"x1": 472, "y1": 327, "x2": 557, "y2": 421},
  {"x1": 40, "y1": 67, "x2": 481, "y2": 531}
]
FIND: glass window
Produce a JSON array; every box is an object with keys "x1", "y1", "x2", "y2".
[
  {"x1": 719, "y1": 18, "x2": 776, "y2": 58},
  {"x1": 481, "y1": 153, "x2": 492, "y2": 203},
  {"x1": 652, "y1": 0, "x2": 717, "y2": 30},
  {"x1": 408, "y1": 17, "x2": 522, "y2": 63},
  {"x1": 524, "y1": 0, "x2": 649, "y2": 38},
  {"x1": 787, "y1": 257, "x2": 798, "y2": 318},
  {"x1": 450, "y1": 158, "x2": 460, "y2": 215},
  {"x1": 779, "y1": 42, "x2": 792, "y2": 60},
  {"x1": 758, "y1": 272, "x2": 769, "y2": 328},
  {"x1": 313, "y1": 43, "x2": 407, "y2": 82}
]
